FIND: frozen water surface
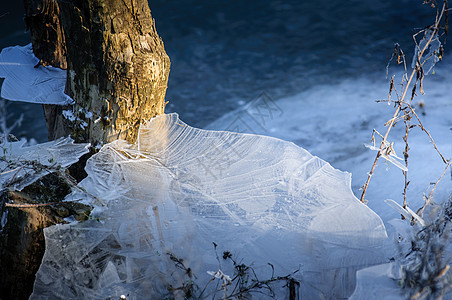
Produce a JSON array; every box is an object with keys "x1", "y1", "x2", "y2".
[
  {"x1": 0, "y1": 1, "x2": 449, "y2": 297},
  {"x1": 207, "y1": 63, "x2": 452, "y2": 226},
  {"x1": 349, "y1": 263, "x2": 403, "y2": 299},
  {"x1": 206, "y1": 61, "x2": 452, "y2": 298},
  {"x1": 31, "y1": 113, "x2": 387, "y2": 299}
]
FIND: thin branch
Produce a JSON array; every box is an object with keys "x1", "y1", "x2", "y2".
[
  {"x1": 403, "y1": 108, "x2": 411, "y2": 208},
  {"x1": 360, "y1": 3, "x2": 447, "y2": 203},
  {"x1": 407, "y1": 104, "x2": 449, "y2": 164},
  {"x1": 416, "y1": 161, "x2": 451, "y2": 217},
  {"x1": 5, "y1": 199, "x2": 84, "y2": 208}
]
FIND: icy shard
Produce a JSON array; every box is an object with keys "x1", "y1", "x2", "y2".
[
  {"x1": 0, "y1": 44, "x2": 73, "y2": 105},
  {"x1": 349, "y1": 263, "x2": 403, "y2": 300},
  {"x1": 411, "y1": 29, "x2": 441, "y2": 75},
  {"x1": 0, "y1": 137, "x2": 90, "y2": 191},
  {"x1": 31, "y1": 113, "x2": 387, "y2": 299}
]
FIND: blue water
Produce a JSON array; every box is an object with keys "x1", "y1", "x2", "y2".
[{"x1": 0, "y1": 0, "x2": 444, "y2": 141}]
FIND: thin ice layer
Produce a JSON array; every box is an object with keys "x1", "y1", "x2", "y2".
[
  {"x1": 0, "y1": 44, "x2": 73, "y2": 105},
  {"x1": 0, "y1": 137, "x2": 90, "y2": 191},
  {"x1": 31, "y1": 113, "x2": 387, "y2": 299},
  {"x1": 349, "y1": 263, "x2": 404, "y2": 300}
]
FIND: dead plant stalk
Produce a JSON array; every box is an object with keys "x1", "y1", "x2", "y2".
[{"x1": 360, "y1": 2, "x2": 448, "y2": 203}]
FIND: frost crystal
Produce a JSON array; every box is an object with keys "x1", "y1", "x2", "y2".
[
  {"x1": 365, "y1": 142, "x2": 408, "y2": 172},
  {"x1": 31, "y1": 113, "x2": 387, "y2": 299},
  {"x1": 411, "y1": 29, "x2": 442, "y2": 75},
  {"x1": 62, "y1": 110, "x2": 76, "y2": 122}
]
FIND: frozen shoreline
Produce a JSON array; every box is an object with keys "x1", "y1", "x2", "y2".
[{"x1": 206, "y1": 62, "x2": 452, "y2": 226}]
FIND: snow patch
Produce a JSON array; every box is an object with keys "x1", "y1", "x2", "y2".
[{"x1": 62, "y1": 110, "x2": 76, "y2": 122}]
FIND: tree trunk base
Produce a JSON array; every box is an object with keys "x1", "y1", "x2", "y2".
[{"x1": 0, "y1": 172, "x2": 93, "y2": 299}]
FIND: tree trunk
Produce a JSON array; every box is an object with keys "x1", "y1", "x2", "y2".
[
  {"x1": 59, "y1": 0, "x2": 170, "y2": 144},
  {"x1": 25, "y1": 0, "x2": 170, "y2": 144},
  {"x1": 0, "y1": 1, "x2": 170, "y2": 298}
]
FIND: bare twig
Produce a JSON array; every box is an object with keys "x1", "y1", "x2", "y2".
[
  {"x1": 406, "y1": 104, "x2": 449, "y2": 164},
  {"x1": 5, "y1": 199, "x2": 83, "y2": 208},
  {"x1": 402, "y1": 107, "x2": 411, "y2": 209},
  {"x1": 360, "y1": 2, "x2": 448, "y2": 203},
  {"x1": 171, "y1": 246, "x2": 300, "y2": 299},
  {"x1": 416, "y1": 161, "x2": 452, "y2": 217}
]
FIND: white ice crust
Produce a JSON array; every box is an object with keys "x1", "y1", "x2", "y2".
[
  {"x1": 31, "y1": 113, "x2": 387, "y2": 299},
  {"x1": 0, "y1": 44, "x2": 73, "y2": 105}
]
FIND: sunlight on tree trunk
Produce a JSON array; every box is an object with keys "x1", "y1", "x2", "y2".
[{"x1": 25, "y1": 0, "x2": 170, "y2": 144}]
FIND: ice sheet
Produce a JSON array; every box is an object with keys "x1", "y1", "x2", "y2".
[
  {"x1": 0, "y1": 44, "x2": 73, "y2": 105},
  {"x1": 31, "y1": 113, "x2": 387, "y2": 299},
  {"x1": 206, "y1": 65, "x2": 452, "y2": 225},
  {"x1": 0, "y1": 137, "x2": 90, "y2": 191},
  {"x1": 205, "y1": 64, "x2": 452, "y2": 298},
  {"x1": 349, "y1": 263, "x2": 404, "y2": 300}
]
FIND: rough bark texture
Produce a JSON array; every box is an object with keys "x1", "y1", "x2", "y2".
[
  {"x1": 0, "y1": 193, "x2": 58, "y2": 300},
  {"x1": 0, "y1": 174, "x2": 93, "y2": 300},
  {"x1": 60, "y1": 0, "x2": 170, "y2": 144},
  {"x1": 24, "y1": 0, "x2": 67, "y2": 69},
  {"x1": 25, "y1": 0, "x2": 170, "y2": 144}
]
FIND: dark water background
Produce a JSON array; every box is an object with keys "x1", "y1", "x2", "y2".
[{"x1": 0, "y1": 0, "x2": 444, "y2": 142}]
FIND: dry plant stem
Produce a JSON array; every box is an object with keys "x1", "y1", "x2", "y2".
[
  {"x1": 376, "y1": 100, "x2": 449, "y2": 164},
  {"x1": 6, "y1": 166, "x2": 27, "y2": 187},
  {"x1": 416, "y1": 161, "x2": 451, "y2": 217},
  {"x1": 5, "y1": 201, "x2": 79, "y2": 208},
  {"x1": 407, "y1": 104, "x2": 449, "y2": 164},
  {"x1": 360, "y1": 3, "x2": 446, "y2": 203},
  {"x1": 403, "y1": 111, "x2": 411, "y2": 208}
]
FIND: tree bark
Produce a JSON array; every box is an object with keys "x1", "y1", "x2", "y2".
[
  {"x1": 0, "y1": 175, "x2": 93, "y2": 300},
  {"x1": 24, "y1": 0, "x2": 67, "y2": 69},
  {"x1": 25, "y1": 0, "x2": 170, "y2": 144},
  {"x1": 59, "y1": 0, "x2": 170, "y2": 144}
]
